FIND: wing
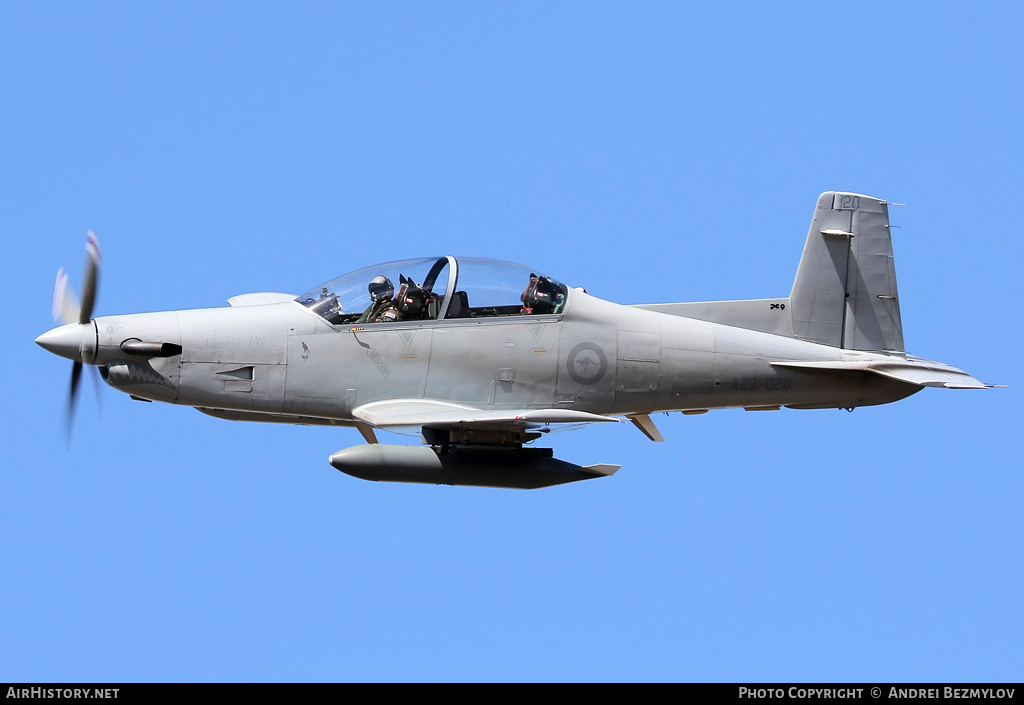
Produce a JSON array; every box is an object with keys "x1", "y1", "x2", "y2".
[
  {"x1": 352, "y1": 399, "x2": 673, "y2": 447},
  {"x1": 338, "y1": 399, "x2": 622, "y2": 489},
  {"x1": 352, "y1": 398, "x2": 619, "y2": 431}
]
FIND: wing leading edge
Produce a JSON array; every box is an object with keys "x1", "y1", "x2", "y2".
[{"x1": 351, "y1": 398, "x2": 621, "y2": 429}]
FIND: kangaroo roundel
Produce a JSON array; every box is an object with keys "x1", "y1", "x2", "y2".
[{"x1": 566, "y1": 342, "x2": 608, "y2": 385}]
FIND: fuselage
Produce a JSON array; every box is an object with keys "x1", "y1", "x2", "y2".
[{"x1": 81, "y1": 285, "x2": 918, "y2": 424}]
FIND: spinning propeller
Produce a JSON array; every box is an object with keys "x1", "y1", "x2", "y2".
[{"x1": 41, "y1": 231, "x2": 101, "y2": 436}]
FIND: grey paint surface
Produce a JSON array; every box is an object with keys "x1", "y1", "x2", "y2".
[{"x1": 36, "y1": 192, "x2": 996, "y2": 488}]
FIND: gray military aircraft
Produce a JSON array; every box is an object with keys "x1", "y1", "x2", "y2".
[{"x1": 37, "y1": 192, "x2": 996, "y2": 488}]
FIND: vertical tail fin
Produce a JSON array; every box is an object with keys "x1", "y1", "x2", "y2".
[{"x1": 790, "y1": 192, "x2": 904, "y2": 352}]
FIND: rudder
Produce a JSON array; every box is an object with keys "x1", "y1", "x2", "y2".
[{"x1": 790, "y1": 192, "x2": 904, "y2": 352}]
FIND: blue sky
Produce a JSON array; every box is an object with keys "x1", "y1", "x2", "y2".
[{"x1": 2, "y1": 2, "x2": 1020, "y2": 682}]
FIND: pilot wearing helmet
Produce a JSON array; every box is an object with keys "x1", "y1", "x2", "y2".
[
  {"x1": 357, "y1": 275, "x2": 401, "y2": 323},
  {"x1": 521, "y1": 274, "x2": 564, "y2": 315}
]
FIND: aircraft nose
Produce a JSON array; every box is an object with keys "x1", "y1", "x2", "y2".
[{"x1": 35, "y1": 322, "x2": 96, "y2": 363}]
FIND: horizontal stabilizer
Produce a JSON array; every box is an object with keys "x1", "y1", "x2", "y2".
[
  {"x1": 771, "y1": 357, "x2": 995, "y2": 389},
  {"x1": 633, "y1": 299, "x2": 794, "y2": 337}
]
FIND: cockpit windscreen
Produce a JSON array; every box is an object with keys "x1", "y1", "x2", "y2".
[{"x1": 297, "y1": 257, "x2": 567, "y2": 325}]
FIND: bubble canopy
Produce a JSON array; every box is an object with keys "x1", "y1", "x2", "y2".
[{"x1": 296, "y1": 257, "x2": 569, "y2": 325}]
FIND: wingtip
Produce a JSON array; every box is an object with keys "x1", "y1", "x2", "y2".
[{"x1": 583, "y1": 463, "x2": 621, "y2": 477}]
